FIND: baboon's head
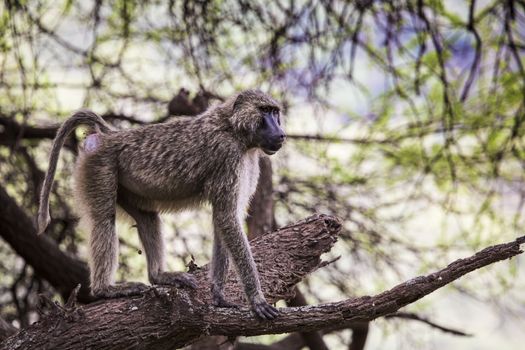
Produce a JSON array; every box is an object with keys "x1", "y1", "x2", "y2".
[{"x1": 231, "y1": 90, "x2": 286, "y2": 155}]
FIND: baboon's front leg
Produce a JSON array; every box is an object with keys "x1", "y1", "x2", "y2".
[
  {"x1": 210, "y1": 234, "x2": 239, "y2": 308},
  {"x1": 212, "y1": 204, "x2": 279, "y2": 320}
]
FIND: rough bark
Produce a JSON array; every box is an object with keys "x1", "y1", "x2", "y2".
[
  {"x1": 0, "y1": 214, "x2": 341, "y2": 350},
  {"x1": 0, "y1": 185, "x2": 92, "y2": 302},
  {"x1": 1, "y1": 215, "x2": 523, "y2": 349},
  {"x1": 287, "y1": 290, "x2": 329, "y2": 350},
  {"x1": 0, "y1": 317, "x2": 16, "y2": 342}
]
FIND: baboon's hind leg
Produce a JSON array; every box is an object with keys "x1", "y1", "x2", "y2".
[
  {"x1": 78, "y1": 156, "x2": 149, "y2": 298},
  {"x1": 119, "y1": 199, "x2": 197, "y2": 289}
]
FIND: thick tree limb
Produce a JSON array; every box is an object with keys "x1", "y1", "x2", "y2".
[
  {"x1": 0, "y1": 94, "x2": 205, "y2": 147},
  {"x1": 0, "y1": 317, "x2": 16, "y2": 342},
  {"x1": 286, "y1": 289, "x2": 329, "y2": 350},
  {"x1": 207, "y1": 236, "x2": 523, "y2": 337},
  {"x1": 1, "y1": 213, "x2": 523, "y2": 349},
  {"x1": 0, "y1": 215, "x2": 340, "y2": 350},
  {"x1": 0, "y1": 115, "x2": 57, "y2": 143},
  {"x1": 0, "y1": 185, "x2": 91, "y2": 302}
]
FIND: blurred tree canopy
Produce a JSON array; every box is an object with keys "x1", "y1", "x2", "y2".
[{"x1": 1, "y1": 0, "x2": 524, "y2": 348}]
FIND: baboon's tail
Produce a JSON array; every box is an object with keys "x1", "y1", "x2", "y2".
[{"x1": 37, "y1": 110, "x2": 113, "y2": 235}]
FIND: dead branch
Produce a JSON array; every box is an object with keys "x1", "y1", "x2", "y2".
[{"x1": 386, "y1": 312, "x2": 471, "y2": 337}]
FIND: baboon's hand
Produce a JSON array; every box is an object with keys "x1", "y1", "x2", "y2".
[
  {"x1": 93, "y1": 282, "x2": 150, "y2": 298},
  {"x1": 151, "y1": 272, "x2": 197, "y2": 289},
  {"x1": 251, "y1": 295, "x2": 279, "y2": 320}
]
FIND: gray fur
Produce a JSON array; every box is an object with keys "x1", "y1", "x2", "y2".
[{"x1": 37, "y1": 90, "x2": 284, "y2": 319}]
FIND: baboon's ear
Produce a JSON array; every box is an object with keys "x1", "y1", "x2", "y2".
[{"x1": 233, "y1": 90, "x2": 250, "y2": 112}]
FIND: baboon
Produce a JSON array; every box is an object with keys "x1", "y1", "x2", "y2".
[{"x1": 37, "y1": 90, "x2": 285, "y2": 320}]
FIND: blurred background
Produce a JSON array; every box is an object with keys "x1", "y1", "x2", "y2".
[{"x1": 0, "y1": 0, "x2": 524, "y2": 349}]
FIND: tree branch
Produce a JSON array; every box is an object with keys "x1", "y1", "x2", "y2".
[
  {"x1": 386, "y1": 312, "x2": 471, "y2": 337},
  {"x1": 236, "y1": 310, "x2": 470, "y2": 350},
  {"x1": 286, "y1": 289, "x2": 329, "y2": 350},
  {"x1": 0, "y1": 316, "x2": 16, "y2": 342},
  {"x1": 1, "y1": 214, "x2": 523, "y2": 349},
  {"x1": 0, "y1": 215, "x2": 341, "y2": 350},
  {"x1": 212, "y1": 235, "x2": 523, "y2": 337},
  {"x1": 0, "y1": 185, "x2": 91, "y2": 302}
]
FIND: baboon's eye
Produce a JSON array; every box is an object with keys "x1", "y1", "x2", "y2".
[
  {"x1": 259, "y1": 106, "x2": 280, "y2": 127},
  {"x1": 269, "y1": 109, "x2": 280, "y2": 124},
  {"x1": 259, "y1": 106, "x2": 272, "y2": 114}
]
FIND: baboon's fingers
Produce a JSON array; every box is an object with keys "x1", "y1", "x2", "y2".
[{"x1": 252, "y1": 301, "x2": 279, "y2": 320}]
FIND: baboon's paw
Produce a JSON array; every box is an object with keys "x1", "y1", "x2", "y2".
[{"x1": 251, "y1": 298, "x2": 279, "y2": 320}]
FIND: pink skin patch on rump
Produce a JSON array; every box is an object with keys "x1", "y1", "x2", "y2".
[{"x1": 84, "y1": 133, "x2": 101, "y2": 153}]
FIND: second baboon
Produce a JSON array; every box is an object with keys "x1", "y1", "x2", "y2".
[{"x1": 37, "y1": 90, "x2": 285, "y2": 320}]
